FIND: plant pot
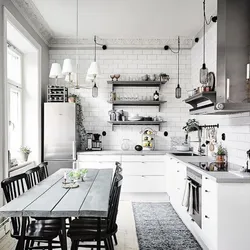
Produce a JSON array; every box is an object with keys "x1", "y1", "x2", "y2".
[
  {"x1": 68, "y1": 97, "x2": 76, "y2": 103},
  {"x1": 216, "y1": 155, "x2": 225, "y2": 162},
  {"x1": 20, "y1": 152, "x2": 29, "y2": 162}
]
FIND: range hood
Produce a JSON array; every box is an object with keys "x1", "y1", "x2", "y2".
[
  {"x1": 185, "y1": 0, "x2": 250, "y2": 115},
  {"x1": 185, "y1": 92, "x2": 250, "y2": 115}
]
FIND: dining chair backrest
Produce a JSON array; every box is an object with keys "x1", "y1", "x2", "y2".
[
  {"x1": 107, "y1": 173, "x2": 123, "y2": 232},
  {"x1": 38, "y1": 162, "x2": 49, "y2": 180},
  {"x1": 25, "y1": 166, "x2": 42, "y2": 188},
  {"x1": 1, "y1": 173, "x2": 30, "y2": 235},
  {"x1": 110, "y1": 163, "x2": 123, "y2": 200}
]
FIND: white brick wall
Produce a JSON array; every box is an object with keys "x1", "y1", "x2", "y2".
[
  {"x1": 191, "y1": 23, "x2": 250, "y2": 167},
  {"x1": 49, "y1": 46, "x2": 192, "y2": 150}
]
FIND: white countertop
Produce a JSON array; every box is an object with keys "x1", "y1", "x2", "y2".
[
  {"x1": 78, "y1": 150, "x2": 168, "y2": 155},
  {"x1": 166, "y1": 153, "x2": 250, "y2": 184}
]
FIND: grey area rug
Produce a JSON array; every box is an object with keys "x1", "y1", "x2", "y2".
[{"x1": 132, "y1": 202, "x2": 202, "y2": 250}]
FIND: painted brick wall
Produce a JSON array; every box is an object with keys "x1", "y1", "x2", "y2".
[
  {"x1": 49, "y1": 46, "x2": 192, "y2": 150},
  {"x1": 191, "y1": 23, "x2": 250, "y2": 167}
]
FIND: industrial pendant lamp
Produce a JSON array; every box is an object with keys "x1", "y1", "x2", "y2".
[
  {"x1": 200, "y1": 0, "x2": 208, "y2": 85},
  {"x1": 175, "y1": 36, "x2": 181, "y2": 99}
]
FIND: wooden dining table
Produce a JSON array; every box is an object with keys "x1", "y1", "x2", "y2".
[{"x1": 0, "y1": 168, "x2": 113, "y2": 250}]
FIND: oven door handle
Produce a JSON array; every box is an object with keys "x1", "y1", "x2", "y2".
[{"x1": 190, "y1": 182, "x2": 201, "y2": 189}]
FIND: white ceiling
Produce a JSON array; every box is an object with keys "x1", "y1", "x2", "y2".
[{"x1": 31, "y1": 0, "x2": 217, "y2": 39}]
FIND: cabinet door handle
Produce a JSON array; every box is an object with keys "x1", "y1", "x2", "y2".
[
  {"x1": 205, "y1": 215, "x2": 209, "y2": 219},
  {"x1": 170, "y1": 158, "x2": 173, "y2": 160},
  {"x1": 177, "y1": 162, "x2": 179, "y2": 164},
  {"x1": 177, "y1": 187, "x2": 180, "y2": 190},
  {"x1": 141, "y1": 175, "x2": 145, "y2": 178},
  {"x1": 205, "y1": 190, "x2": 209, "y2": 192},
  {"x1": 205, "y1": 177, "x2": 209, "y2": 180},
  {"x1": 191, "y1": 218, "x2": 195, "y2": 222},
  {"x1": 141, "y1": 161, "x2": 145, "y2": 163},
  {"x1": 177, "y1": 170, "x2": 180, "y2": 172}
]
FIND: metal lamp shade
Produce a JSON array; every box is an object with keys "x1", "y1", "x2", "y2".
[
  {"x1": 62, "y1": 59, "x2": 73, "y2": 75},
  {"x1": 49, "y1": 63, "x2": 64, "y2": 78}
]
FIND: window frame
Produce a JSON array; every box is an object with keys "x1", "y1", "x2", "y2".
[{"x1": 7, "y1": 44, "x2": 23, "y2": 159}]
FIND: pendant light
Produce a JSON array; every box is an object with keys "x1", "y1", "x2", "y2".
[
  {"x1": 175, "y1": 36, "x2": 181, "y2": 99},
  {"x1": 49, "y1": 63, "x2": 64, "y2": 85},
  {"x1": 200, "y1": 0, "x2": 208, "y2": 85}
]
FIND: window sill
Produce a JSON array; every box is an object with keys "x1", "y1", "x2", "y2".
[{"x1": 9, "y1": 161, "x2": 34, "y2": 173}]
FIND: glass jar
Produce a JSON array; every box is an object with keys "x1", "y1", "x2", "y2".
[{"x1": 121, "y1": 139, "x2": 130, "y2": 151}]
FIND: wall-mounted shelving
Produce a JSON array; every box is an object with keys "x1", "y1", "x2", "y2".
[
  {"x1": 108, "y1": 121, "x2": 166, "y2": 131},
  {"x1": 107, "y1": 80, "x2": 168, "y2": 130},
  {"x1": 107, "y1": 80, "x2": 165, "y2": 88}
]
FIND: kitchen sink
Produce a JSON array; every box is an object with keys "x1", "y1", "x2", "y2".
[{"x1": 171, "y1": 152, "x2": 200, "y2": 156}]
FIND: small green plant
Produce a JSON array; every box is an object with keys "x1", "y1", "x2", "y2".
[
  {"x1": 69, "y1": 169, "x2": 88, "y2": 180},
  {"x1": 20, "y1": 146, "x2": 31, "y2": 154},
  {"x1": 216, "y1": 144, "x2": 227, "y2": 155}
]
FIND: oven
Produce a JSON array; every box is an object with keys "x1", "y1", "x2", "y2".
[{"x1": 187, "y1": 167, "x2": 202, "y2": 228}]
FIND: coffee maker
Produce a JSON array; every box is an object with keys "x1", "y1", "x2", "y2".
[{"x1": 86, "y1": 133, "x2": 102, "y2": 151}]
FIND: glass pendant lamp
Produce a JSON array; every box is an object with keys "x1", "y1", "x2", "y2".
[
  {"x1": 92, "y1": 83, "x2": 98, "y2": 98},
  {"x1": 200, "y1": 0, "x2": 208, "y2": 85},
  {"x1": 175, "y1": 37, "x2": 181, "y2": 99}
]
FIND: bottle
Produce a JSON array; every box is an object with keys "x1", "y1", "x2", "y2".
[{"x1": 153, "y1": 90, "x2": 159, "y2": 101}]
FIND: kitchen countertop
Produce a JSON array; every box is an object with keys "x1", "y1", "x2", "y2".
[
  {"x1": 78, "y1": 150, "x2": 168, "y2": 155},
  {"x1": 166, "y1": 153, "x2": 250, "y2": 184}
]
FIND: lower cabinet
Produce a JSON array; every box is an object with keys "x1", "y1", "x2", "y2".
[
  {"x1": 122, "y1": 175, "x2": 166, "y2": 192},
  {"x1": 77, "y1": 153, "x2": 166, "y2": 193}
]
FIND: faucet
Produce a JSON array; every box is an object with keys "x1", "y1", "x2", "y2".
[{"x1": 188, "y1": 124, "x2": 205, "y2": 156}]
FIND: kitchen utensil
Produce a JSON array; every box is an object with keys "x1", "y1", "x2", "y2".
[
  {"x1": 135, "y1": 145, "x2": 143, "y2": 151},
  {"x1": 207, "y1": 72, "x2": 215, "y2": 91}
]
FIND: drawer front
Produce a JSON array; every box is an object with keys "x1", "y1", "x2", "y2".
[
  {"x1": 77, "y1": 154, "x2": 121, "y2": 162},
  {"x1": 122, "y1": 175, "x2": 166, "y2": 192},
  {"x1": 122, "y1": 155, "x2": 164, "y2": 162},
  {"x1": 78, "y1": 161, "x2": 115, "y2": 170},
  {"x1": 122, "y1": 162, "x2": 165, "y2": 175}
]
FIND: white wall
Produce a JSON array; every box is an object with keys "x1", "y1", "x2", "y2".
[
  {"x1": 23, "y1": 52, "x2": 40, "y2": 163},
  {"x1": 0, "y1": 0, "x2": 49, "y2": 208},
  {"x1": 191, "y1": 23, "x2": 250, "y2": 167},
  {"x1": 49, "y1": 46, "x2": 192, "y2": 150}
]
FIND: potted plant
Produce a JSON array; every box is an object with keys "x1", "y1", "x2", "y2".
[
  {"x1": 216, "y1": 144, "x2": 227, "y2": 162},
  {"x1": 69, "y1": 169, "x2": 88, "y2": 182},
  {"x1": 19, "y1": 146, "x2": 31, "y2": 162},
  {"x1": 68, "y1": 94, "x2": 77, "y2": 103}
]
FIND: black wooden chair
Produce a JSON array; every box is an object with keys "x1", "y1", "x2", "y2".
[
  {"x1": 67, "y1": 173, "x2": 123, "y2": 250},
  {"x1": 38, "y1": 162, "x2": 49, "y2": 180},
  {"x1": 25, "y1": 166, "x2": 42, "y2": 187},
  {"x1": 1, "y1": 173, "x2": 62, "y2": 250}
]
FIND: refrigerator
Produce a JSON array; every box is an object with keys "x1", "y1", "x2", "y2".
[{"x1": 44, "y1": 103, "x2": 79, "y2": 175}]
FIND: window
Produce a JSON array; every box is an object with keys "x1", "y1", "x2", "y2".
[{"x1": 7, "y1": 45, "x2": 22, "y2": 159}]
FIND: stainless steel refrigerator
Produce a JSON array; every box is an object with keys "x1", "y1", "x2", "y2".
[{"x1": 44, "y1": 103, "x2": 79, "y2": 175}]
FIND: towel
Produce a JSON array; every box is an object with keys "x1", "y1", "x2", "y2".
[
  {"x1": 188, "y1": 183, "x2": 194, "y2": 215},
  {"x1": 182, "y1": 180, "x2": 191, "y2": 207}
]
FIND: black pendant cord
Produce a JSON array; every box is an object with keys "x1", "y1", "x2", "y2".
[
  {"x1": 177, "y1": 36, "x2": 180, "y2": 87},
  {"x1": 94, "y1": 35, "x2": 97, "y2": 62},
  {"x1": 203, "y1": 0, "x2": 206, "y2": 67}
]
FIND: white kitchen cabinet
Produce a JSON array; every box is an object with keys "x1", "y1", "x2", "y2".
[
  {"x1": 77, "y1": 153, "x2": 166, "y2": 193},
  {"x1": 165, "y1": 156, "x2": 187, "y2": 203},
  {"x1": 122, "y1": 175, "x2": 166, "y2": 193},
  {"x1": 77, "y1": 154, "x2": 120, "y2": 170},
  {"x1": 121, "y1": 155, "x2": 166, "y2": 193}
]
